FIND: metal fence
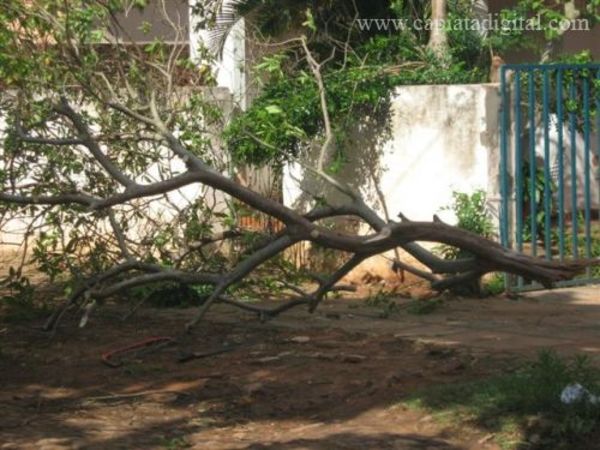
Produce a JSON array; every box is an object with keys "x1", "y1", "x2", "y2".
[{"x1": 499, "y1": 63, "x2": 600, "y2": 290}]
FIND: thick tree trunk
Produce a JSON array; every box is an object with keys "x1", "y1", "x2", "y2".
[
  {"x1": 428, "y1": 0, "x2": 449, "y2": 60},
  {"x1": 3, "y1": 4, "x2": 598, "y2": 336}
]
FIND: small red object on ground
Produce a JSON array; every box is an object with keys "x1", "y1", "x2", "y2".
[{"x1": 101, "y1": 336, "x2": 174, "y2": 367}]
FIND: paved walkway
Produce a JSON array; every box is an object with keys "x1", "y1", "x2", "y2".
[{"x1": 246, "y1": 285, "x2": 600, "y2": 360}]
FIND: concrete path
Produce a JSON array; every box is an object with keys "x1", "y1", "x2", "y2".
[{"x1": 246, "y1": 285, "x2": 600, "y2": 361}]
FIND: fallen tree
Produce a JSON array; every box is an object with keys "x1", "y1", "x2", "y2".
[{"x1": 0, "y1": 1, "x2": 596, "y2": 333}]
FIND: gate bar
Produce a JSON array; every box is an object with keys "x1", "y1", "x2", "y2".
[
  {"x1": 499, "y1": 63, "x2": 600, "y2": 291},
  {"x1": 542, "y1": 69, "x2": 552, "y2": 259},
  {"x1": 569, "y1": 76, "x2": 579, "y2": 258},
  {"x1": 528, "y1": 70, "x2": 538, "y2": 257},
  {"x1": 583, "y1": 74, "x2": 592, "y2": 276},
  {"x1": 500, "y1": 68, "x2": 510, "y2": 249},
  {"x1": 556, "y1": 68, "x2": 566, "y2": 261}
]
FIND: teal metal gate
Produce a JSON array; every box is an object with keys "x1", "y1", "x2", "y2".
[{"x1": 499, "y1": 63, "x2": 600, "y2": 290}]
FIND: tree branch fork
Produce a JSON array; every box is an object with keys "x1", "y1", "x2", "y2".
[{"x1": 2, "y1": 96, "x2": 597, "y2": 334}]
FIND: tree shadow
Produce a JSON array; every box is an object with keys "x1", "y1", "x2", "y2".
[
  {"x1": 239, "y1": 432, "x2": 463, "y2": 450},
  {"x1": 2, "y1": 287, "x2": 600, "y2": 449}
]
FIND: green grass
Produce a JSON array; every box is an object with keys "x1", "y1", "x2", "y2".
[
  {"x1": 160, "y1": 436, "x2": 191, "y2": 449},
  {"x1": 482, "y1": 273, "x2": 506, "y2": 296},
  {"x1": 406, "y1": 298, "x2": 444, "y2": 315},
  {"x1": 1, "y1": 300, "x2": 50, "y2": 323},
  {"x1": 364, "y1": 290, "x2": 400, "y2": 318},
  {"x1": 402, "y1": 351, "x2": 600, "y2": 449},
  {"x1": 1, "y1": 291, "x2": 51, "y2": 323},
  {"x1": 364, "y1": 291, "x2": 447, "y2": 318}
]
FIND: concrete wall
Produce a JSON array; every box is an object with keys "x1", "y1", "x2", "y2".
[
  {"x1": 189, "y1": 6, "x2": 247, "y2": 109},
  {"x1": 283, "y1": 80, "x2": 599, "y2": 279},
  {"x1": 282, "y1": 83, "x2": 503, "y2": 279},
  {"x1": 284, "y1": 83, "x2": 503, "y2": 230}
]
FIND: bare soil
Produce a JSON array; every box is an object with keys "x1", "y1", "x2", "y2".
[{"x1": 1, "y1": 286, "x2": 600, "y2": 450}]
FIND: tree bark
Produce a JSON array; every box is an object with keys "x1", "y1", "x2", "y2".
[{"x1": 428, "y1": 0, "x2": 449, "y2": 60}]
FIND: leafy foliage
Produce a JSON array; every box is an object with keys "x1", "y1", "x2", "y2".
[
  {"x1": 433, "y1": 190, "x2": 495, "y2": 296},
  {"x1": 405, "y1": 350, "x2": 600, "y2": 449},
  {"x1": 437, "y1": 190, "x2": 494, "y2": 260},
  {"x1": 482, "y1": 273, "x2": 506, "y2": 296},
  {"x1": 0, "y1": 267, "x2": 48, "y2": 322},
  {"x1": 1, "y1": 0, "x2": 598, "y2": 321},
  {"x1": 364, "y1": 290, "x2": 400, "y2": 318},
  {"x1": 0, "y1": 1, "x2": 231, "y2": 286},
  {"x1": 224, "y1": 1, "x2": 490, "y2": 167},
  {"x1": 141, "y1": 283, "x2": 210, "y2": 308},
  {"x1": 224, "y1": 0, "x2": 600, "y2": 168}
]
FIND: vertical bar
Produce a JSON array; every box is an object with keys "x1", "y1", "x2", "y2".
[
  {"x1": 569, "y1": 72, "x2": 579, "y2": 258},
  {"x1": 556, "y1": 69, "x2": 566, "y2": 261},
  {"x1": 495, "y1": 63, "x2": 600, "y2": 288},
  {"x1": 597, "y1": 69, "x2": 600, "y2": 272},
  {"x1": 500, "y1": 67, "x2": 510, "y2": 249},
  {"x1": 514, "y1": 70, "x2": 524, "y2": 288},
  {"x1": 542, "y1": 69, "x2": 552, "y2": 259},
  {"x1": 583, "y1": 74, "x2": 592, "y2": 276},
  {"x1": 514, "y1": 70, "x2": 523, "y2": 253},
  {"x1": 528, "y1": 70, "x2": 538, "y2": 257}
]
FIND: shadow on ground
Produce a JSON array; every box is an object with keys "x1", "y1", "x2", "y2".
[{"x1": 1, "y1": 285, "x2": 600, "y2": 449}]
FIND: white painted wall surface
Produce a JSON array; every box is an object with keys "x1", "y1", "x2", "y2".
[
  {"x1": 189, "y1": 6, "x2": 247, "y2": 109},
  {"x1": 529, "y1": 114, "x2": 600, "y2": 212},
  {"x1": 374, "y1": 84, "x2": 498, "y2": 223},
  {"x1": 284, "y1": 84, "x2": 502, "y2": 230}
]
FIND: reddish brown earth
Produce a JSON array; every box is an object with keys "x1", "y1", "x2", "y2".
[{"x1": 1, "y1": 286, "x2": 600, "y2": 450}]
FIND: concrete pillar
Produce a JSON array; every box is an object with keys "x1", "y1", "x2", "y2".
[{"x1": 189, "y1": 2, "x2": 247, "y2": 110}]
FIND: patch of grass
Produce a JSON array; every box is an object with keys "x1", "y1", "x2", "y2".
[
  {"x1": 406, "y1": 298, "x2": 443, "y2": 315},
  {"x1": 403, "y1": 351, "x2": 600, "y2": 449},
  {"x1": 364, "y1": 291, "x2": 446, "y2": 317},
  {"x1": 1, "y1": 299, "x2": 50, "y2": 323},
  {"x1": 364, "y1": 290, "x2": 399, "y2": 318},
  {"x1": 121, "y1": 362, "x2": 168, "y2": 377},
  {"x1": 482, "y1": 273, "x2": 506, "y2": 296},
  {"x1": 137, "y1": 283, "x2": 210, "y2": 308},
  {"x1": 160, "y1": 436, "x2": 191, "y2": 449},
  {"x1": 1, "y1": 272, "x2": 50, "y2": 323}
]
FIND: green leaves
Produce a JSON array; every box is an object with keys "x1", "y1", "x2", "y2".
[
  {"x1": 225, "y1": 26, "x2": 482, "y2": 167},
  {"x1": 491, "y1": 0, "x2": 600, "y2": 53},
  {"x1": 139, "y1": 20, "x2": 152, "y2": 35},
  {"x1": 132, "y1": 0, "x2": 148, "y2": 9},
  {"x1": 302, "y1": 8, "x2": 317, "y2": 33},
  {"x1": 437, "y1": 190, "x2": 494, "y2": 261},
  {"x1": 265, "y1": 105, "x2": 283, "y2": 115}
]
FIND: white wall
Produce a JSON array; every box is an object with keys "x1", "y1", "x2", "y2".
[
  {"x1": 527, "y1": 114, "x2": 600, "y2": 212},
  {"x1": 189, "y1": 6, "x2": 247, "y2": 109},
  {"x1": 284, "y1": 84, "x2": 502, "y2": 230},
  {"x1": 375, "y1": 84, "x2": 499, "y2": 223}
]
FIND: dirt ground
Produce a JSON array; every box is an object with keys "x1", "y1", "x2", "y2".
[{"x1": 1, "y1": 286, "x2": 600, "y2": 450}]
